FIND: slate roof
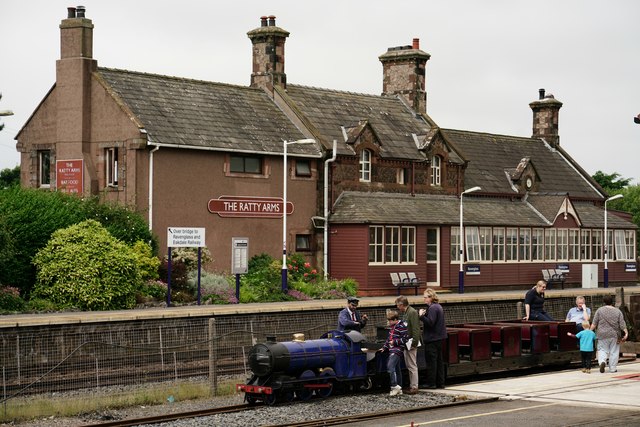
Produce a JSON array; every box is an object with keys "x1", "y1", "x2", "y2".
[
  {"x1": 572, "y1": 202, "x2": 637, "y2": 229},
  {"x1": 440, "y1": 129, "x2": 602, "y2": 199},
  {"x1": 284, "y1": 85, "x2": 431, "y2": 160},
  {"x1": 330, "y1": 191, "x2": 549, "y2": 226},
  {"x1": 97, "y1": 68, "x2": 321, "y2": 157}
]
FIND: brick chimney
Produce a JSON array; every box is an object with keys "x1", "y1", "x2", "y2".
[
  {"x1": 57, "y1": 6, "x2": 97, "y2": 154},
  {"x1": 529, "y1": 88, "x2": 563, "y2": 148},
  {"x1": 247, "y1": 15, "x2": 290, "y2": 94},
  {"x1": 379, "y1": 38, "x2": 431, "y2": 114}
]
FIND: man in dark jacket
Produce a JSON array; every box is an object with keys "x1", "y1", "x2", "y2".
[
  {"x1": 338, "y1": 296, "x2": 368, "y2": 332},
  {"x1": 419, "y1": 288, "x2": 446, "y2": 389}
]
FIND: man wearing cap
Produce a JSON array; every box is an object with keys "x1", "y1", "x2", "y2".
[{"x1": 338, "y1": 297, "x2": 368, "y2": 332}]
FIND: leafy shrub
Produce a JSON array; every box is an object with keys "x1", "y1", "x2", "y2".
[
  {"x1": 25, "y1": 298, "x2": 60, "y2": 313},
  {"x1": 138, "y1": 280, "x2": 168, "y2": 300},
  {"x1": 131, "y1": 241, "x2": 161, "y2": 281},
  {"x1": 187, "y1": 270, "x2": 237, "y2": 303},
  {"x1": 287, "y1": 253, "x2": 319, "y2": 282},
  {"x1": 167, "y1": 247, "x2": 212, "y2": 272},
  {"x1": 32, "y1": 220, "x2": 141, "y2": 311},
  {"x1": 0, "y1": 286, "x2": 25, "y2": 312},
  {"x1": 158, "y1": 259, "x2": 189, "y2": 290},
  {"x1": 289, "y1": 277, "x2": 358, "y2": 299}
]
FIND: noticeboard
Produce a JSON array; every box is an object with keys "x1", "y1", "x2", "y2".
[
  {"x1": 167, "y1": 227, "x2": 206, "y2": 248},
  {"x1": 232, "y1": 237, "x2": 249, "y2": 275}
]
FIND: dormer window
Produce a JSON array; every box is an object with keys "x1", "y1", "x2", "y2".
[
  {"x1": 359, "y1": 149, "x2": 371, "y2": 182},
  {"x1": 431, "y1": 155, "x2": 441, "y2": 186}
]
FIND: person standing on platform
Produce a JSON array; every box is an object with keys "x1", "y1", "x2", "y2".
[
  {"x1": 523, "y1": 280, "x2": 554, "y2": 321},
  {"x1": 395, "y1": 295, "x2": 420, "y2": 394},
  {"x1": 377, "y1": 310, "x2": 408, "y2": 396},
  {"x1": 566, "y1": 296, "x2": 591, "y2": 331},
  {"x1": 567, "y1": 321, "x2": 596, "y2": 373},
  {"x1": 590, "y1": 294, "x2": 628, "y2": 373},
  {"x1": 419, "y1": 288, "x2": 446, "y2": 389},
  {"x1": 338, "y1": 296, "x2": 368, "y2": 332}
]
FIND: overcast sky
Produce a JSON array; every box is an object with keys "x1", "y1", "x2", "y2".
[{"x1": 1, "y1": 1, "x2": 638, "y2": 184}]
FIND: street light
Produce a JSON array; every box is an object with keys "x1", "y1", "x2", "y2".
[
  {"x1": 282, "y1": 138, "x2": 315, "y2": 293},
  {"x1": 604, "y1": 193, "x2": 623, "y2": 288},
  {"x1": 459, "y1": 186, "x2": 481, "y2": 294}
]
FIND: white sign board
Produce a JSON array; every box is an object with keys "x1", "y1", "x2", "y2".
[
  {"x1": 167, "y1": 227, "x2": 206, "y2": 248},
  {"x1": 232, "y1": 237, "x2": 249, "y2": 274}
]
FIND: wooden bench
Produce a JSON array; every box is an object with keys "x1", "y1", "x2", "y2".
[
  {"x1": 542, "y1": 269, "x2": 567, "y2": 289},
  {"x1": 389, "y1": 272, "x2": 423, "y2": 296}
]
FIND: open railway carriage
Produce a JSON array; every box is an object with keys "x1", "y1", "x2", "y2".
[{"x1": 237, "y1": 330, "x2": 378, "y2": 405}]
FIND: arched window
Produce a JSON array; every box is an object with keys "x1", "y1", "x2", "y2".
[
  {"x1": 359, "y1": 149, "x2": 371, "y2": 182},
  {"x1": 431, "y1": 155, "x2": 441, "y2": 186}
]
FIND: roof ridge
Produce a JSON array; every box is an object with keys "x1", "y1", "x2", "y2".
[
  {"x1": 441, "y1": 127, "x2": 537, "y2": 142},
  {"x1": 288, "y1": 83, "x2": 396, "y2": 100},
  {"x1": 97, "y1": 67, "x2": 262, "y2": 92}
]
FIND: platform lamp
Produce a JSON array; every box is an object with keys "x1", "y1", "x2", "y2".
[
  {"x1": 604, "y1": 193, "x2": 623, "y2": 288},
  {"x1": 459, "y1": 186, "x2": 481, "y2": 294},
  {"x1": 282, "y1": 138, "x2": 315, "y2": 293}
]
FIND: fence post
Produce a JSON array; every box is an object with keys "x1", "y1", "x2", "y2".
[
  {"x1": 516, "y1": 301, "x2": 523, "y2": 319},
  {"x1": 208, "y1": 318, "x2": 218, "y2": 396}
]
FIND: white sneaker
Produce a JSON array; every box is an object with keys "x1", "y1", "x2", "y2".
[{"x1": 389, "y1": 385, "x2": 402, "y2": 396}]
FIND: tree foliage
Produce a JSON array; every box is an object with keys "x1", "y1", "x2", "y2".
[
  {"x1": 0, "y1": 186, "x2": 157, "y2": 295},
  {"x1": 592, "y1": 170, "x2": 632, "y2": 192},
  {"x1": 32, "y1": 220, "x2": 141, "y2": 311},
  {"x1": 0, "y1": 166, "x2": 20, "y2": 189}
]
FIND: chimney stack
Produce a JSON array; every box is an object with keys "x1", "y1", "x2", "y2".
[
  {"x1": 379, "y1": 39, "x2": 431, "y2": 114},
  {"x1": 529, "y1": 88, "x2": 563, "y2": 148},
  {"x1": 247, "y1": 15, "x2": 290, "y2": 94}
]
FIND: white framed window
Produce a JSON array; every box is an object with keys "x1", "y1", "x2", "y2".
[
  {"x1": 506, "y1": 227, "x2": 518, "y2": 261},
  {"x1": 568, "y1": 229, "x2": 580, "y2": 261},
  {"x1": 591, "y1": 229, "x2": 602, "y2": 260},
  {"x1": 451, "y1": 226, "x2": 460, "y2": 262},
  {"x1": 431, "y1": 155, "x2": 441, "y2": 186},
  {"x1": 106, "y1": 147, "x2": 118, "y2": 187},
  {"x1": 426, "y1": 228, "x2": 439, "y2": 262},
  {"x1": 492, "y1": 227, "x2": 505, "y2": 261},
  {"x1": 396, "y1": 168, "x2": 409, "y2": 185},
  {"x1": 401, "y1": 226, "x2": 416, "y2": 263},
  {"x1": 369, "y1": 226, "x2": 384, "y2": 263},
  {"x1": 465, "y1": 227, "x2": 480, "y2": 262},
  {"x1": 359, "y1": 149, "x2": 371, "y2": 182},
  {"x1": 38, "y1": 150, "x2": 51, "y2": 188},
  {"x1": 385, "y1": 226, "x2": 400, "y2": 263},
  {"x1": 556, "y1": 229, "x2": 569, "y2": 261},
  {"x1": 544, "y1": 228, "x2": 556, "y2": 260},
  {"x1": 605, "y1": 230, "x2": 614, "y2": 261},
  {"x1": 581, "y1": 229, "x2": 591, "y2": 260},
  {"x1": 532, "y1": 228, "x2": 544, "y2": 261},
  {"x1": 614, "y1": 230, "x2": 635, "y2": 261},
  {"x1": 625, "y1": 230, "x2": 635, "y2": 261},
  {"x1": 478, "y1": 227, "x2": 492, "y2": 261},
  {"x1": 519, "y1": 228, "x2": 531, "y2": 261}
]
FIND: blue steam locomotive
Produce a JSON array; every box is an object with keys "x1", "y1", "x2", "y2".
[{"x1": 236, "y1": 330, "x2": 382, "y2": 405}]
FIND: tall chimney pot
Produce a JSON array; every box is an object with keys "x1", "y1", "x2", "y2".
[
  {"x1": 67, "y1": 7, "x2": 76, "y2": 18},
  {"x1": 260, "y1": 16, "x2": 268, "y2": 27},
  {"x1": 268, "y1": 15, "x2": 276, "y2": 26},
  {"x1": 75, "y1": 6, "x2": 86, "y2": 18},
  {"x1": 539, "y1": 88, "x2": 545, "y2": 100},
  {"x1": 412, "y1": 38, "x2": 419, "y2": 49}
]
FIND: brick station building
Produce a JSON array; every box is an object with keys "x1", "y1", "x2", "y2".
[{"x1": 15, "y1": 8, "x2": 637, "y2": 295}]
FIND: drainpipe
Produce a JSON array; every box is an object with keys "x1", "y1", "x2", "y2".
[
  {"x1": 148, "y1": 143, "x2": 160, "y2": 231},
  {"x1": 323, "y1": 140, "x2": 337, "y2": 280}
]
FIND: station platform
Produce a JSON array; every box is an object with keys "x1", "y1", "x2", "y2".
[{"x1": 1, "y1": 284, "x2": 639, "y2": 328}]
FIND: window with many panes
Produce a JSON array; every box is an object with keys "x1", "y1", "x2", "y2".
[
  {"x1": 615, "y1": 230, "x2": 635, "y2": 260},
  {"x1": 519, "y1": 228, "x2": 531, "y2": 261},
  {"x1": 591, "y1": 230, "x2": 602, "y2": 260},
  {"x1": 106, "y1": 147, "x2": 118, "y2": 187},
  {"x1": 359, "y1": 149, "x2": 371, "y2": 182},
  {"x1": 230, "y1": 155, "x2": 262, "y2": 174},
  {"x1": 431, "y1": 155, "x2": 441, "y2": 186},
  {"x1": 38, "y1": 150, "x2": 51, "y2": 188},
  {"x1": 426, "y1": 228, "x2": 438, "y2": 261},
  {"x1": 465, "y1": 227, "x2": 480, "y2": 262},
  {"x1": 544, "y1": 228, "x2": 556, "y2": 260},
  {"x1": 532, "y1": 228, "x2": 544, "y2": 261},
  {"x1": 556, "y1": 229, "x2": 569, "y2": 260},
  {"x1": 492, "y1": 228, "x2": 505, "y2": 261},
  {"x1": 451, "y1": 226, "x2": 460, "y2": 262},
  {"x1": 479, "y1": 227, "x2": 492, "y2": 261},
  {"x1": 369, "y1": 225, "x2": 415, "y2": 264},
  {"x1": 569, "y1": 229, "x2": 580, "y2": 260},
  {"x1": 581, "y1": 230, "x2": 591, "y2": 260},
  {"x1": 506, "y1": 228, "x2": 518, "y2": 261}
]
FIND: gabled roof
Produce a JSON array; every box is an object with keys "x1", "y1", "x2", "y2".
[
  {"x1": 440, "y1": 129, "x2": 603, "y2": 199},
  {"x1": 330, "y1": 191, "x2": 549, "y2": 226},
  {"x1": 97, "y1": 68, "x2": 321, "y2": 157},
  {"x1": 284, "y1": 85, "x2": 431, "y2": 160}
]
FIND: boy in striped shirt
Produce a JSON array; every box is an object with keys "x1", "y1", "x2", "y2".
[{"x1": 378, "y1": 310, "x2": 408, "y2": 396}]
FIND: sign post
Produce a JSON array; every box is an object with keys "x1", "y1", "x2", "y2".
[
  {"x1": 167, "y1": 227, "x2": 206, "y2": 306},
  {"x1": 232, "y1": 237, "x2": 249, "y2": 303}
]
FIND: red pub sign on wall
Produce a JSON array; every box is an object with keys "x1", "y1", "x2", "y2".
[
  {"x1": 208, "y1": 196, "x2": 294, "y2": 218},
  {"x1": 56, "y1": 159, "x2": 83, "y2": 194}
]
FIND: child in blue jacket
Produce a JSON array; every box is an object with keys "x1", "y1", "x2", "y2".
[{"x1": 567, "y1": 320, "x2": 596, "y2": 373}]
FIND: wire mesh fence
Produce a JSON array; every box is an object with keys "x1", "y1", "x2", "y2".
[{"x1": 0, "y1": 294, "x2": 603, "y2": 406}]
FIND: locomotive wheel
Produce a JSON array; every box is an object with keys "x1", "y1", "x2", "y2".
[
  {"x1": 295, "y1": 370, "x2": 316, "y2": 401},
  {"x1": 264, "y1": 393, "x2": 277, "y2": 406},
  {"x1": 282, "y1": 390, "x2": 295, "y2": 403},
  {"x1": 246, "y1": 394, "x2": 258, "y2": 405},
  {"x1": 317, "y1": 368, "x2": 335, "y2": 398}
]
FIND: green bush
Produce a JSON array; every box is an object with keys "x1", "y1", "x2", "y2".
[
  {"x1": 32, "y1": 220, "x2": 142, "y2": 311},
  {"x1": 138, "y1": 280, "x2": 168, "y2": 300},
  {"x1": 131, "y1": 241, "x2": 160, "y2": 281},
  {"x1": 0, "y1": 187, "x2": 157, "y2": 296},
  {"x1": 25, "y1": 298, "x2": 61, "y2": 313},
  {"x1": 0, "y1": 286, "x2": 25, "y2": 312}
]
